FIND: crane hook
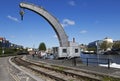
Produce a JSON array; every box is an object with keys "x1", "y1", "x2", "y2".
[{"x1": 19, "y1": 8, "x2": 24, "y2": 20}]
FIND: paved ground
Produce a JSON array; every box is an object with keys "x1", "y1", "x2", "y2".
[
  {"x1": 0, "y1": 56, "x2": 42, "y2": 81},
  {"x1": 26, "y1": 55, "x2": 120, "y2": 79},
  {"x1": 9, "y1": 56, "x2": 44, "y2": 81},
  {"x1": 0, "y1": 57, "x2": 16, "y2": 81}
]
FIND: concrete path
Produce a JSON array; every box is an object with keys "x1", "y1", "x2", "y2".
[
  {"x1": 9, "y1": 56, "x2": 44, "y2": 81},
  {"x1": 0, "y1": 57, "x2": 16, "y2": 81}
]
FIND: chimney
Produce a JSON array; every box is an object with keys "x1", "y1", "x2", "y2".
[{"x1": 73, "y1": 38, "x2": 75, "y2": 43}]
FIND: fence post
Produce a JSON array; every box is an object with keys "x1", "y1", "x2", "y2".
[
  {"x1": 87, "y1": 58, "x2": 88, "y2": 66},
  {"x1": 73, "y1": 57, "x2": 76, "y2": 66},
  {"x1": 108, "y1": 59, "x2": 110, "y2": 69}
]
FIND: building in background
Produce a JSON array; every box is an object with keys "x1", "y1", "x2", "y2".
[
  {"x1": 0, "y1": 37, "x2": 10, "y2": 48},
  {"x1": 103, "y1": 37, "x2": 113, "y2": 43},
  {"x1": 86, "y1": 37, "x2": 113, "y2": 54},
  {"x1": 0, "y1": 37, "x2": 23, "y2": 49},
  {"x1": 103, "y1": 37, "x2": 113, "y2": 51},
  {"x1": 79, "y1": 44, "x2": 87, "y2": 52}
]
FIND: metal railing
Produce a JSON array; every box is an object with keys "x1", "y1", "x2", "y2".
[{"x1": 72, "y1": 57, "x2": 112, "y2": 69}]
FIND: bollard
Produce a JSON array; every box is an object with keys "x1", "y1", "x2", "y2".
[
  {"x1": 73, "y1": 57, "x2": 76, "y2": 66},
  {"x1": 87, "y1": 58, "x2": 88, "y2": 66},
  {"x1": 108, "y1": 59, "x2": 110, "y2": 69}
]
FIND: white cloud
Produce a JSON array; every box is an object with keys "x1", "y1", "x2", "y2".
[
  {"x1": 61, "y1": 19, "x2": 75, "y2": 27},
  {"x1": 68, "y1": 1, "x2": 76, "y2": 6},
  {"x1": 80, "y1": 30, "x2": 87, "y2": 34},
  {"x1": 7, "y1": 15, "x2": 20, "y2": 22}
]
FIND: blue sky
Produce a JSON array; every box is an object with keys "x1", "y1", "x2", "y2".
[{"x1": 0, "y1": 0, "x2": 120, "y2": 48}]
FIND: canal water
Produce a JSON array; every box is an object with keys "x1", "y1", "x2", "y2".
[
  {"x1": 41, "y1": 53, "x2": 120, "y2": 68},
  {"x1": 80, "y1": 53, "x2": 120, "y2": 68}
]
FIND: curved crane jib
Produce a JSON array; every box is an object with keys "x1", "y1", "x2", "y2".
[{"x1": 19, "y1": 2, "x2": 68, "y2": 47}]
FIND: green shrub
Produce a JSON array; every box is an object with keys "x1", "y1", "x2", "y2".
[{"x1": 102, "y1": 76, "x2": 120, "y2": 81}]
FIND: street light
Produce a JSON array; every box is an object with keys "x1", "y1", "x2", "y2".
[
  {"x1": 2, "y1": 39, "x2": 5, "y2": 55},
  {"x1": 96, "y1": 41, "x2": 100, "y2": 65},
  {"x1": 2, "y1": 47, "x2": 4, "y2": 54}
]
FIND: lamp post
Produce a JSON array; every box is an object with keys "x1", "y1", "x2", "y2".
[
  {"x1": 96, "y1": 41, "x2": 99, "y2": 65},
  {"x1": 2, "y1": 40, "x2": 5, "y2": 55},
  {"x1": 2, "y1": 47, "x2": 4, "y2": 54}
]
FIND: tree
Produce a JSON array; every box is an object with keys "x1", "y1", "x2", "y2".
[
  {"x1": 100, "y1": 41, "x2": 113, "y2": 51},
  {"x1": 112, "y1": 41, "x2": 120, "y2": 50},
  {"x1": 87, "y1": 47, "x2": 96, "y2": 52},
  {"x1": 38, "y1": 42, "x2": 46, "y2": 51}
]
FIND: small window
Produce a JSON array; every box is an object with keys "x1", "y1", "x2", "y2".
[
  {"x1": 75, "y1": 49, "x2": 78, "y2": 53},
  {"x1": 62, "y1": 49, "x2": 67, "y2": 53}
]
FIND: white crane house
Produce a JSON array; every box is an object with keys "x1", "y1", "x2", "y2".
[{"x1": 53, "y1": 38, "x2": 80, "y2": 59}]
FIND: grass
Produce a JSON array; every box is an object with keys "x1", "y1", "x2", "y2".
[
  {"x1": 0, "y1": 53, "x2": 17, "y2": 57},
  {"x1": 69, "y1": 79, "x2": 74, "y2": 81},
  {"x1": 102, "y1": 76, "x2": 120, "y2": 81},
  {"x1": 51, "y1": 65, "x2": 65, "y2": 71}
]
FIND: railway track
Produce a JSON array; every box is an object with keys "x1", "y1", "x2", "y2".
[{"x1": 11, "y1": 56, "x2": 103, "y2": 81}]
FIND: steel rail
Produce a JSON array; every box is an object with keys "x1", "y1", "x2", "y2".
[{"x1": 12, "y1": 56, "x2": 101, "y2": 81}]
